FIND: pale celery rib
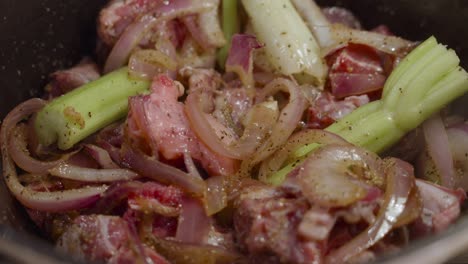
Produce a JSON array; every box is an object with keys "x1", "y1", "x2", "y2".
[
  {"x1": 35, "y1": 67, "x2": 150, "y2": 150},
  {"x1": 241, "y1": 0, "x2": 327, "y2": 84},
  {"x1": 267, "y1": 36, "x2": 468, "y2": 185},
  {"x1": 216, "y1": 0, "x2": 239, "y2": 68}
]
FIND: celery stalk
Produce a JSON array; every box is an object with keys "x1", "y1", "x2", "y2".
[
  {"x1": 216, "y1": 0, "x2": 239, "y2": 68},
  {"x1": 267, "y1": 36, "x2": 468, "y2": 185},
  {"x1": 35, "y1": 67, "x2": 150, "y2": 150},
  {"x1": 241, "y1": 0, "x2": 327, "y2": 84},
  {"x1": 382, "y1": 37, "x2": 437, "y2": 100}
]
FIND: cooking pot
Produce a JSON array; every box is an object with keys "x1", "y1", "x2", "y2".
[{"x1": 0, "y1": 0, "x2": 467, "y2": 263}]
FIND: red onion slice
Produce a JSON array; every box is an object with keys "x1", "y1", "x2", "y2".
[
  {"x1": 104, "y1": 0, "x2": 215, "y2": 73},
  {"x1": 324, "y1": 24, "x2": 415, "y2": 56},
  {"x1": 1, "y1": 99, "x2": 107, "y2": 212},
  {"x1": 259, "y1": 129, "x2": 351, "y2": 181},
  {"x1": 183, "y1": 151, "x2": 202, "y2": 179},
  {"x1": 326, "y1": 158, "x2": 414, "y2": 263},
  {"x1": 394, "y1": 186, "x2": 422, "y2": 228},
  {"x1": 441, "y1": 115, "x2": 465, "y2": 127},
  {"x1": 184, "y1": 92, "x2": 232, "y2": 158},
  {"x1": 295, "y1": 144, "x2": 385, "y2": 208},
  {"x1": 95, "y1": 122, "x2": 125, "y2": 164},
  {"x1": 104, "y1": 15, "x2": 157, "y2": 73},
  {"x1": 175, "y1": 197, "x2": 211, "y2": 243},
  {"x1": 423, "y1": 113, "x2": 456, "y2": 188},
  {"x1": 446, "y1": 127, "x2": 468, "y2": 190},
  {"x1": 8, "y1": 123, "x2": 77, "y2": 174},
  {"x1": 451, "y1": 121, "x2": 468, "y2": 133},
  {"x1": 48, "y1": 163, "x2": 139, "y2": 182},
  {"x1": 250, "y1": 78, "x2": 309, "y2": 164},
  {"x1": 128, "y1": 49, "x2": 177, "y2": 81},
  {"x1": 88, "y1": 181, "x2": 143, "y2": 214},
  {"x1": 225, "y1": 34, "x2": 264, "y2": 87},
  {"x1": 186, "y1": 92, "x2": 278, "y2": 159},
  {"x1": 83, "y1": 144, "x2": 119, "y2": 169},
  {"x1": 98, "y1": 141, "x2": 124, "y2": 165},
  {"x1": 291, "y1": 0, "x2": 414, "y2": 55},
  {"x1": 182, "y1": 15, "x2": 214, "y2": 51},
  {"x1": 197, "y1": 3, "x2": 226, "y2": 47},
  {"x1": 182, "y1": 0, "x2": 226, "y2": 50},
  {"x1": 18, "y1": 184, "x2": 106, "y2": 212},
  {"x1": 121, "y1": 145, "x2": 206, "y2": 196}
]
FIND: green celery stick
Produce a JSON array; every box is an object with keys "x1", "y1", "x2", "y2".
[
  {"x1": 216, "y1": 0, "x2": 239, "y2": 68},
  {"x1": 35, "y1": 67, "x2": 150, "y2": 150},
  {"x1": 241, "y1": 0, "x2": 327, "y2": 83},
  {"x1": 266, "y1": 36, "x2": 468, "y2": 185}
]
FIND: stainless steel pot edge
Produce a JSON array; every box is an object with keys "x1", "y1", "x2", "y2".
[
  {"x1": 376, "y1": 213, "x2": 468, "y2": 264},
  {"x1": 0, "y1": 225, "x2": 83, "y2": 264}
]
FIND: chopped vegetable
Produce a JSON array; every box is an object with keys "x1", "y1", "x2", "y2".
[
  {"x1": 268, "y1": 36, "x2": 468, "y2": 185},
  {"x1": 291, "y1": 0, "x2": 414, "y2": 56},
  {"x1": 290, "y1": 0, "x2": 331, "y2": 48},
  {"x1": 35, "y1": 67, "x2": 150, "y2": 150},
  {"x1": 225, "y1": 34, "x2": 264, "y2": 87},
  {"x1": 241, "y1": 0, "x2": 327, "y2": 84},
  {"x1": 3, "y1": 1, "x2": 468, "y2": 263}
]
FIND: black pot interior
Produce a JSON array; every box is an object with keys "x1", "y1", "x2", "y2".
[
  {"x1": 0, "y1": 0, "x2": 467, "y2": 262},
  {"x1": 1, "y1": 0, "x2": 467, "y2": 119},
  {"x1": 0, "y1": 0, "x2": 108, "y2": 234},
  {"x1": 0, "y1": 0, "x2": 108, "y2": 120}
]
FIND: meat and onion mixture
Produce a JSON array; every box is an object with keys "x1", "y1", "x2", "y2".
[{"x1": 1, "y1": 0, "x2": 468, "y2": 263}]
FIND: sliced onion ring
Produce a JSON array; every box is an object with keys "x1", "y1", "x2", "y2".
[
  {"x1": 446, "y1": 127, "x2": 468, "y2": 190},
  {"x1": 175, "y1": 197, "x2": 211, "y2": 243},
  {"x1": 250, "y1": 78, "x2": 309, "y2": 164},
  {"x1": 128, "y1": 49, "x2": 177, "y2": 81},
  {"x1": 394, "y1": 186, "x2": 422, "y2": 228},
  {"x1": 295, "y1": 144, "x2": 385, "y2": 208},
  {"x1": 326, "y1": 158, "x2": 415, "y2": 263},
  {"x1": 423, "y1": 113, "x2": 456, "y2": 188},
  {"x1": 451, "y1": 121, "x2": 468, "y2": 133},
  {"x1": 83, "y1": 144, "x2": 119, "y2": 169},
  {"x1": 48, "y1": 163, "x2": 139, "y2": 183},
  {"x1": 290, "y1": 0, "x2": 414, "y2": 55},
  {"x1": 182, "y1": 3, "x2": 225, "y2": 51},
  {"x1": 104, "y1": 15, "x2": 157, "y2": 73},
  {"x1": 225, "y1": 34, "x2": 264, "y2": 87},
  {"x1": 1, "y1": 99, "x2": 108, "y2": 212},
  {"x1": 322, "y1": 24, "x2": 415, "y2": 56},
  {"x1": 186, "y1": 92, "x2": 278, "y2": 159},
  {"x1": 121, "y1": 145, "x2": 206, "y2": 196},
  {"x1": 104, "y1": 0, "x2": 215, "y2": 73},
  {"x1": 88, "y1": 181, "x2": 143, "y2": 214},
  {"x1": 8, "y1": 123, "x2": 77, "y2": 174},
  {"x1": 258, "y1": 129, "x2": 351, "y2": 181},
  {"x1": 183, "y1": 151, "x2": 202, "y2": 179}
]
